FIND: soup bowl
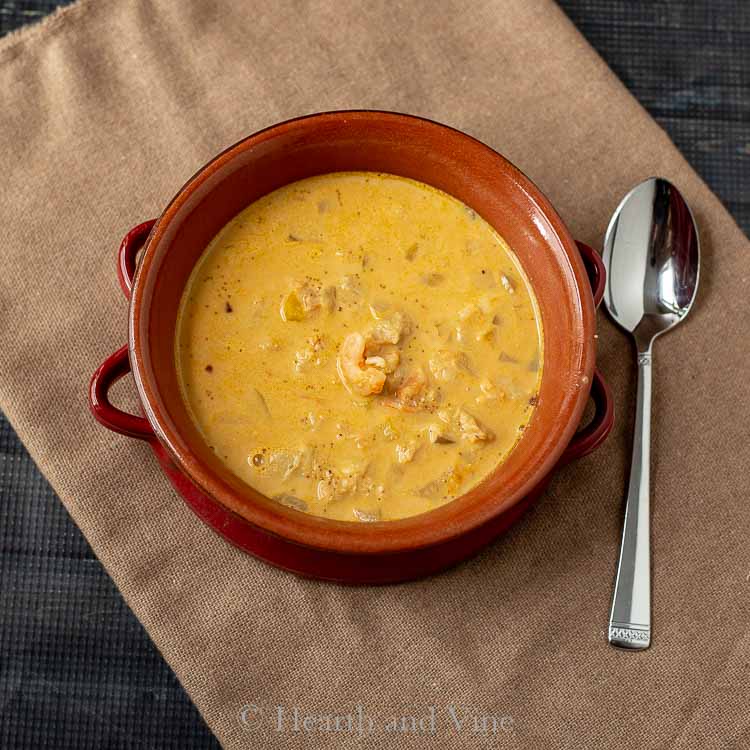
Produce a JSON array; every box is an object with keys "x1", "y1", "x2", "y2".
[{"x1": 90, "y1": 111, "x2": 613, "y2": 583}]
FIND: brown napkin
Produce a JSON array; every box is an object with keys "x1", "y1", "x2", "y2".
[{"x1": 1, "y1": 1, "x2": 748, "y2": 747}]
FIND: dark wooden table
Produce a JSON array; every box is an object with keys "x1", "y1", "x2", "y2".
[{"x1": 1, "y1": 1, "x2": 747, "y2": 747}]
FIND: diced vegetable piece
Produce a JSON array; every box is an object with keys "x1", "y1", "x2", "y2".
[{"x1": 280, "y1": 290, "x2": 305, "y2": 321}]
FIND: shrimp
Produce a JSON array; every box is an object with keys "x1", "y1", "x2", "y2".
[
  {"x1": 336, "y1": 332, "x2": 387, "y2": 396},
  {"x1": 364, "y1": 341, "x2": 400, "y2": 373}
]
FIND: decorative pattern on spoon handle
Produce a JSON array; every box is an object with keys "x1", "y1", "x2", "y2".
[{"x1": 608, "y1": 348, "x2": 652, "y2": 650}]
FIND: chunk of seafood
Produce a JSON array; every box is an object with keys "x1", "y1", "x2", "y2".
[
  {"x1": 458, "y1": 409, "x2": 494, "y2": 443},
  {"x1": 384, "y1": 366, "x2": 427, "y2": 411},
  {"x1": 429, "y1": 350, "x2": 458, "y2": 382},
  {"x1": 475, "y1": 379, "x2": 505, "y2": 404},
  {"x1": 370, "y1": 311, "x2": 409, "y2": 345},
  {"x1": 250, "y1": 446, "x2": 313, "y2": 480},
  {"x1": 428, "y1": 350, "x2": 474, "y2": 382},
  {"x1": 337, "y1": 462, "x2": 367, "y2": 494},
  {"x1": 294, "y1": 335, "x2": 327, "y2": 372},
  {"x1": 297, "y1": 279, "x2": 323, "y2": 310},
  {"x1": 317, "y1": 471, "x2": 337, "y2": 502},
  {"x1": 395, "y1": 442, "x2": 418, "y2": 464},
  {"x1": 315, "y1": 463, "x2": 367, "y2": 504},
  {"x1": 336, "y1": 332, "x2": 387, "y2": 396},
  {"x1": 364, "y1": 341, "x2": 400, "y2": 373}
]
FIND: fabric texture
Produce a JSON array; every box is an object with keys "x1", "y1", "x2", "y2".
[{"x1": 0, "y1": 1, "x2": 748, "y2": 748}]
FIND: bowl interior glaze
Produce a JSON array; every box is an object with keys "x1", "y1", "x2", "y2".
[{"x1": 129, "y1": 111, "x2": 595, "y2": 554}]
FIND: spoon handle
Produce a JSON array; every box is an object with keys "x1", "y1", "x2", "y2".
[{"x1": 608, "y1": 349, "x2": 652, "y2": 649}]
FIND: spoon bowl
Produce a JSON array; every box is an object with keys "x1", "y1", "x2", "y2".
[{"x1": 604, "y1": 177, "x2": 700, "y2": 348}]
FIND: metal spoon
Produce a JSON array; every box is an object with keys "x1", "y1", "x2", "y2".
[{"x1": 602, "y1": 177, "x2": 700, "y2": 650}]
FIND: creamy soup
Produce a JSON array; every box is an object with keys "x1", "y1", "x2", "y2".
[{"x1": 176, "y1": 172, "x2": 542, "y2": 522}]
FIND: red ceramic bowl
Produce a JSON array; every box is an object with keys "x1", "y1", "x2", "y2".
[{"x1": 90, "y1": 111, "x2": 613, "y2": 584}]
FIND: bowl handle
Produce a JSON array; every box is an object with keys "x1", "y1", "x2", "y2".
[
  {"x1": 559, "y1": 369, "x2": 614, "y2": 464},
  {"x1": 89, "y1": 345, "x2": 154, "y2": 440},
  {"x1": 118, "y1": 220, "x2": 156, "y2": 299},
  {"x1": 575, "y1": 241, "x2": 605, "y2": 308},
  {"x1": 556, "y1": 241, "x2": 613, "y2": 463}
]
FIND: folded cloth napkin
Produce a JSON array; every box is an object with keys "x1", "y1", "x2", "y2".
[{"x1": 1, "y1": 1, "x2": 748, "y2": 747}]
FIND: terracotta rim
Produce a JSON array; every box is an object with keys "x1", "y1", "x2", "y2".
[{"x1": 128, "y1": 110, "x2": 596, "y2": 555}]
